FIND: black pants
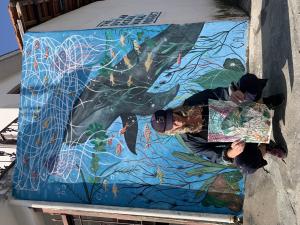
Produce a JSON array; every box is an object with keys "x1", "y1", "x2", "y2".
[{"x1": 235, "y1": 143, "x2": 268, "y2": 174}]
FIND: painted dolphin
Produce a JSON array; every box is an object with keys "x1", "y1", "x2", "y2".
[{"x1": 65, "y1": 23, "x2": 204, "y2": 154}]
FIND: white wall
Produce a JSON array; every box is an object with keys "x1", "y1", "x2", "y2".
[
  {"x1": 29, "y1": 0, "x2": 246, "y2": 32},
  {"x1": 0, "y1": 51, "x2": 21, "y2": 108},
  {"x1": 0, "y1": 51, "x2": 24, "y2": 224}
]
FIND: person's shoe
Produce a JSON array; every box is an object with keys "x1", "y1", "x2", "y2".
[
  {"x1": 263, "y1": 93, "x2": 285, "y2": 110},
  {"x1": 266, "y1": 141, "x2": 287, "y2": 159}
]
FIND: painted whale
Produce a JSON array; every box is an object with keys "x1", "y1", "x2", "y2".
[{"x1": 65, "y1": 23, "x2": 204, "y2": 154}]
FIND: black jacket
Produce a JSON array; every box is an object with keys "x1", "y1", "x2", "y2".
[{"x1": 180, "y1": 87, "x2": 232, "y2": 164}]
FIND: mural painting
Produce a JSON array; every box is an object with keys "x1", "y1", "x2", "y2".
[{"x1": 13, "y1": 20, "x2": 248, "y2": 215}]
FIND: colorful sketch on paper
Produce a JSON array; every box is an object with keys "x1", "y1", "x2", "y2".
[
  {"x1": 13, "y1": 20, "x2": 248, "y2": 215},
  {"x1": 208, "y1": 100, "x2": 272, "y2": 143}
]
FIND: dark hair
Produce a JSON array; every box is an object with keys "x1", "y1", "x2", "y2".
[
  {"x1": 151, "y1": 105, "x2": 204, "y2": 135},
  {"x1": 151, "y1": 109, "x2": 173, "y2": 133},
  {"x1": 236, "y1": 73, "x2": 268, "y2": 101}
]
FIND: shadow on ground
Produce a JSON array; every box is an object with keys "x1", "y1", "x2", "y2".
[{"x1": 260, "y1": 0, "x2": 294, "y2": 153}]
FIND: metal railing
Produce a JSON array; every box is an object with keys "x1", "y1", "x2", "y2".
[
  {"x1": 0, "y1": 118, "x2": 18, "y2": 179},
  {"x1": 0, "y1": 118, "x2": 18, "y2": 145}
]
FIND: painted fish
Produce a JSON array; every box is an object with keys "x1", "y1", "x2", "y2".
[
  {"x1": 112, "y1": 183, "x2": 118, "y2": 198},
  {"x1": 50, "y1": 133, "x2": 57, "y2": 144},
  {"x1": 144, "y1": 124, "x2": 151, "y2": 144},
  {"x1": 133, "y1": 40, "x2": 141, "y2": 54},
  {"x1": 119, "y1": 122, "x2": 129, "y2": 135},
  {"x1": 123, "y1": 55, "x2": 133, "y2": 69},
  {"x1": 23, "y1": 154, "x2": 29, "y2": 165},
  {"x1": 110, "y1": 73, "x2": 115, "y2": 86},
  {"x1": 177, "y1": 51, "x2": 182, "y2": 65},
  {"x1": 144, "y1": 52, "x2": 153, "y2": 72},
  {"x1": 103, "y1": 179, "x2": 108, "y2": 192},
  {"x1": 107, "y1": 135, "x2": 114, "y2": 145},
  {"x1": 26, "y1": 49, "x2": 31, "y2": 57},
  {"x1": 110, "y1": 49, "x2": 116, "y2": 58},
  {"x1": 44, "y1": 47, "x2": 49, "y2": 59},
  {"x1": 43, "y1": 76, "x2": 48, "y2": 86},
  {"x1": 35, "y1": 137, "x2": 42, "y2": 146},
  {"x1": 31, "y1": 171, "x2": 39, "y2": 179},
  {"x1": 34, "y1": 59, "x2": 38, "y2": 70},
  {"x1": 120, "y1": 35, "x2": 126, "y2": 46},
  {"x1": 127, "y1": 75, "x2": 133, "y2": 87},
  {"x1": 156, "y1": 167, "x2": 164, "y2": 184},
  {"x1": 116, "y1": 143, "x2": 122, "y2": 155},
  {"x1": 34, "y1": 40, "x2": 40, "y2": 50},
  {"x1": 42, "y1": 119, "x2": 49, "y2": 129}
]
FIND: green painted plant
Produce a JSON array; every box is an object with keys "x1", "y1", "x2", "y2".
[
  {"x1": 91, "y1": 153, "x2": 100, "y2": 174},
  {"x1": 172, "y1": 150, "x2": 243, "y2": 211},
  {"x1": 192, "y1": 58, "x2": 245, "y2": 90},
  {"x1": 172, "y1": 151, "x2": 242, "y2": 193},
  {"x1": 192, "y1": 69, "x2": 243, "y2": 89},
  {"x1": 86, "y1": 123, "x2": 108, "y2": 152}
]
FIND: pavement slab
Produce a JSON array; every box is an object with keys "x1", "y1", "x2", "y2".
[{"x1": 242, "y1": 0, "x2": 300, "y2": 224}]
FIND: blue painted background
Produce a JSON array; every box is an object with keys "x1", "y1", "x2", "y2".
[{"x1": 14, "y1": 20, "x2": 248, "y2": 215}]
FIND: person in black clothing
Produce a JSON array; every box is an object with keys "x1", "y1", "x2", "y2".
[{"x1": 151, "y1": 73, "x2": 287, "y2": 174}]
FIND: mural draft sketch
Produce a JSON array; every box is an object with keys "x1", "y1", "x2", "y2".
[{"x1": 13, "y1": 20, "x2": 248, "y2": 215}]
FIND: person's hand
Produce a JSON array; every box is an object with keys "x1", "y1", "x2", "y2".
[
  {"x1": 230, "y1": 90, "x2": 245, "y2": 104},
  {"x1": 227, "y1": 140, "x2": 245, "y2": 158}
]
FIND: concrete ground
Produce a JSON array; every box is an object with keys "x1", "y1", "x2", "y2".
[{"x1": 242, "y1": 0, "x2": 300, "y2": 224}]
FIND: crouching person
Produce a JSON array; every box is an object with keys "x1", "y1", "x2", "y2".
[{"x1": 150, "y1": 73, "x2": 286, "y2": 174}]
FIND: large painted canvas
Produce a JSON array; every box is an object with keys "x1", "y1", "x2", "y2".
[
  {"x1": 13, "y1": 20, "x2": 248, "y2": 215},
  {"x1": 208, "y1": 100, "x2": 272, "y2": 143}
]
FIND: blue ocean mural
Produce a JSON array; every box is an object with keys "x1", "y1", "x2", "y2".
[{"x1": 13, "y1": 20, "x2": 248, "y2": 215}]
